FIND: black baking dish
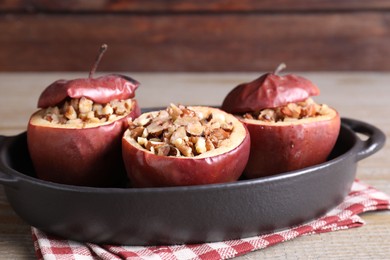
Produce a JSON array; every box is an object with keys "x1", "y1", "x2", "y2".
[{"x1": 0, "y1": 117, "x2": 386, "y2": 245}]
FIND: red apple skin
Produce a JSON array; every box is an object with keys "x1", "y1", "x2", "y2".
[
  {"x1": 122, "y1": 135, "x2": 250, "y2": 187},
  {"x1": 27, "y1": 100, "x2": 141, "y2": 187},
  {"x1": 221, "y1": 73, "x2": 319, "y2": 114},
  {"x1": 38, "y1": 74, "x2": 139, "y2": 108},
  {"x1": 242, "y1": 110, "x2": 340, "y2": 179},
  {"x1": 122, "y1": 108, "x2": 251, "y2": 187}
]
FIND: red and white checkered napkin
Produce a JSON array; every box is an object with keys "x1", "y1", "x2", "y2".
[{"x1": 32, "y1": 179, "x2": 390, "y2": 260}]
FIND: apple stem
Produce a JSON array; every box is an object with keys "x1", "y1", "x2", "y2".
[
  {"x1": 89, "y1": 44, "x2": 108, "y2": 79},
  {"x1": 274, "y1": 63, "x2": 287, "y2": 75}
]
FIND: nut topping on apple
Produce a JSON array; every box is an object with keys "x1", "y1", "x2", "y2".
[
  {"x1": 122, "y1": 104, "x2": 250, "y2": 187},
  {"x1": 27, "y1": 44, "x2": 141, "y2": 186},
  {"x1": 221, "y1": 64, "x2": 340, "y2": 179}
]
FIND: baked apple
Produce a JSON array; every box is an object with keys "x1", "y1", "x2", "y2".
[
  {"x1": 122, "y1": 104, "x2": 250, "y2": 187},
  {"x1": 27, "y1": 44, "x2": 141, "y2": 186},
  {"x1": 221, "y1": 64, "x2": 340, "y2": 179}
]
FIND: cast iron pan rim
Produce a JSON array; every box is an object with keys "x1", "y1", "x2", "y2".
[{"x1": 0, "y1": 118, "x2": 359, "y2": 193}]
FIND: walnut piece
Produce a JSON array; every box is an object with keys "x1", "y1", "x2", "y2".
[
  {"x1": 243, "y1": 98, "x2": 331, "y2": 123},
  {"x1": 128, "y1": 104, "x2": 234, "y2": 157},
  {"x1": 42, "y1": 97, "x2": 133, "y2": 125}
]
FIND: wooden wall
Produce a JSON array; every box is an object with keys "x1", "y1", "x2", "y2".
[{"x1": 1, "y1": 0, "x2": 390, "y2": 72}]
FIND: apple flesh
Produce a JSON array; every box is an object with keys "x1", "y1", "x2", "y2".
[
  {"x1": 239, "y1": 108, "x2": 340, "y2": 178},
  {"x1": 28, "y1": 100, "x2": 141, "y2": 187},
  {"x1": 122, "y1": 106, "x2": 250, "y2": 187}
]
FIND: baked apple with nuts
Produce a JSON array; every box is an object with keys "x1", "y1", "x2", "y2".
[
  {"x1": 221, "y1": 64, "x2": 340, "y2": 179},
  {"x1": 122, "y1": 104, "x2": 250, "y2": 187},
  {"x1": 27, "y1": 45, "x2": 141, "y2": 186}
]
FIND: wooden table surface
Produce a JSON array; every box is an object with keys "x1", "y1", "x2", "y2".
[{"x1": 0, "y1": 72, "x2": 389, "y2": 259}]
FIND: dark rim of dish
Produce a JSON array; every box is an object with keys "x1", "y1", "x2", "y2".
[{"x1": 0, "y1": 120, "x2": 357, "y2": 193}]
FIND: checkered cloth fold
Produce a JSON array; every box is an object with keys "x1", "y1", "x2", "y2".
[{"x1": 32, "y1": 179, "x2": 390, "y2": 260}]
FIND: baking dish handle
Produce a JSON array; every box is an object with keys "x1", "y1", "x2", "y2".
[
  {"x1": 0, "y1": 135, "x2": 19, "y2": 188},
  {"x1": 341, "y1": 118, "x2": 386, "y2": 161}
]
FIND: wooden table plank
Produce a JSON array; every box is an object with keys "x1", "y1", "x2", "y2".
[
  {"x1": 0, "y1": 72, "x2": 389, "y2": 259},
  {"x1": 2, "y1": 0, "x2": 390, "y2": 12},
  {"x1": 1, "y1": 12, "x2": 390, "y2": 72}
]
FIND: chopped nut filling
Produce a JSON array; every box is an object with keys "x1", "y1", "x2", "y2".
[
  {"x1": 42, "y1": 97, "x2": 133, "y2": 125},
  {"x1": 243, "y1": 98, "x2": 331, "y2": 122},
  {"x1": 127, "y1": 104, "x2": 234, "y2": 157}
]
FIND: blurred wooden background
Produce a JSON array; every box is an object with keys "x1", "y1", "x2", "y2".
[{"x1": 1, "y1": 0, "x2": 390, "y2": 72}]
